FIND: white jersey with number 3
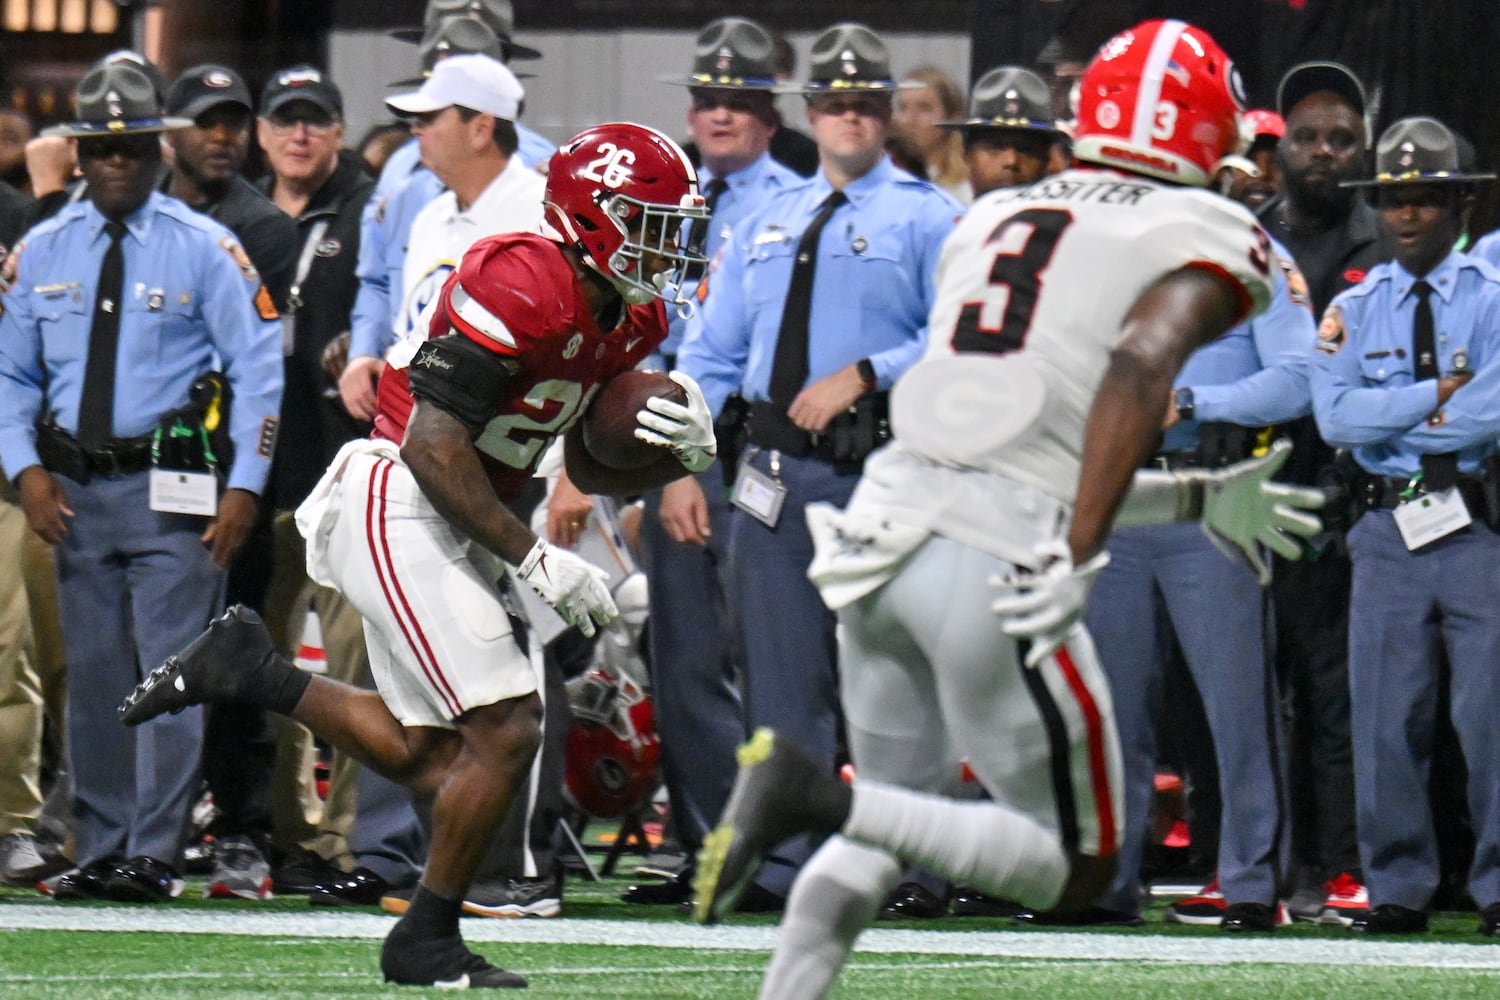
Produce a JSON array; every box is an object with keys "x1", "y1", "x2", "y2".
[{"x1": 818, "y1": 168, "x2": 1275, "y2": 591}]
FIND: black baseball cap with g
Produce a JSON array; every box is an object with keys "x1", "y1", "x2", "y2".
[
  {"x1": 166, "y1": 64, "x2": 253, "y2": 121},
  {"x1": 1277, "y1": 61, "x2": 1366, "y2": 118},
  {"x1": 261, "y1": 66, "x2": 343, "y2": 121}
]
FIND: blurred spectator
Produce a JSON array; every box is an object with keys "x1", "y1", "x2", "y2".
[
  {"x1": 894, "y1": 66, "x2": 970, "y2": 203},
  {"x1": 357, "y1": 122, "x2": 412, "y2": 176},
  {"x1": 0, "y1": 111, "x2": 34, "y2": 191},
  {"x1": 1215, "y1": 110, "x2": 1285, "y2": 212},
  {"x1": 883, "y1": 127, "x2": 929, "y2": 179}
]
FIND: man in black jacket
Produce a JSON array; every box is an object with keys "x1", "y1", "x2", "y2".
[
  {"x1": 1255, "y1": 60, "x2": 1390, "y2": 927},
  {"x1": 164, "y1": 67, "x2": 298, "y2": 311},
  {"x1": 160, "y1": 64, "x2": 302, "y2": 902}
]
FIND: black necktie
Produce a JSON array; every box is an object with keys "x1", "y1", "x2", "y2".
[
  {"x1": 769, "y1": 190, "x2": 847, "y2": 410},
  {"x1": 703, "y1": 177, "x2": 729, "y2": 217},
  {"x1": 683, "y1": 178, "x2": 730, "y2": 284},
  {"x1": 1412, "y1": 279, "x2": 1459, "y2": 490},
  {"x1": 76, "y1": 220, "x2": 128, "y2": 451}
]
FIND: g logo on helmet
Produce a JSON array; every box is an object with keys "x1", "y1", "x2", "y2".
[{"x1": 580, "y1": 142, "x2": 637, "y2": 189}]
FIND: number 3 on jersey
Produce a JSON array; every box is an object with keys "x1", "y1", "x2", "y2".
[{"x1": 952, "y1": 208, "x2": 1073, "y2": 355}]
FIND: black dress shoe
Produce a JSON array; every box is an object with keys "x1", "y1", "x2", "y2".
[
  {"x1": 49, "y1": 856, "x2": 123, "y2": 900},
  {"x1": 104, "y1": 856, "x2": 182, "y2": 902},
  {"x1": 309, "y1": 867, "x2": 390, "y2": 907},
  {"x1": 271, "y1": 848, "x2": 342, "y2": 896},
  {"x1": 950, "y1": 887, "x2": 1021, "y2": 918},
  {"x1": 1479, "y1": 903, "x2": 1500, "y2": 936},
  {"x1": 1352, "y1": 903, "x2": 1428, "y2": 934},
  {"x1": 878, "y1": 881, "x2": 948, "y2": 920},
  {"x1": 623, "y1": 867, "x2": 695, "y2": 905},
  {"x1": 1013, "y1": 905, "x2": 1143, "y2": 927},
  {"x1": 1220, "y1": 901, "x2": 1277, "y2": 932}
]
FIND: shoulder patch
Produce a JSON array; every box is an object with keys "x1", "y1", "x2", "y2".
[
  {"x1": 254, "y1": 285, "x2": 278, "y2": 321},
  {"x1": 1279, "y1": 257, "x2": 1311, "y2": 310},
  {"x1": 258, "y1": 417, "x2": 278, "y2": 458},
  {"x1": 219, "y1": 235, "x2": 259, "y2": 281},
  {"x1": 0, "y1": 239, "x2": 22, "y2": 291},
  {"x1": 1316, "y1": 304, "x2": 1345, "y2": 355}
]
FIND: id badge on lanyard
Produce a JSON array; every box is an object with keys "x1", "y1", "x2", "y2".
[{"x1": 731, "y1": 447, "x2": 788, "y2": 528}]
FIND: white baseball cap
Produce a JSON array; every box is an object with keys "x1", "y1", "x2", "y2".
[{"x1": 386, "y1": 53, "x2": 523, "y2": 121}]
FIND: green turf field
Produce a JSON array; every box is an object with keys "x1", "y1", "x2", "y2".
[{"x1": 4, "y1": 877, "x2": 1499, "y2": 998}]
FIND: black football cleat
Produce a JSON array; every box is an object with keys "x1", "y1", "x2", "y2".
[
  {"x1": 119, "y1": 605, "x2": 289, "y2": 726},
  {"x1": 693, "y1": 728, "x2": 848, "y2": 925},
  {"x1": 380, "y1": 930, "x2": 527, "y2": 989}
]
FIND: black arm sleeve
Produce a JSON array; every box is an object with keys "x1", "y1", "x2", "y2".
[{"x1": 405, "y1": 333, "x2": 518, "y2": 435}]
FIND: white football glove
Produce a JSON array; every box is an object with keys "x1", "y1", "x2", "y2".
[
  {"x1": 516, "y1": 538, "x2": 618, "y2": 638},
  {"x1": 634, "y1": 370, "x2": 718, "y2": 473},
  {"x1": 989, "y1": 539, "x2": 1111, "y2": 669},
  {"x1": 1185, "y1": 439, "x2": 1325, "y2": 585}
]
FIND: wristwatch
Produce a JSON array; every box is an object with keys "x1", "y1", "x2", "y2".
[
  {"x1": 856, "y1": 358, "x2": 878, "y2": 393},
  {"x1": 1173, "y1": 386, "x2": 1195, "y2": 422}
]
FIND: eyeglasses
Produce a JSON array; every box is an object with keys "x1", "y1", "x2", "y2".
[
  {"x1": 265, "y1": 113, "x2": 338, "y2": 137},
  {"x1": 690, "y1": 90, "x2": 768, "y2": 115},
  {"x1": 806, "y1": 94, "x2": 891, "y2": 118},
  {"x1": 77, "y1": 134, "x2": 160, "y2": 161}
]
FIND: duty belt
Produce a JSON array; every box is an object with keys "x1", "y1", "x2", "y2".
[
  {"x1": 1358, "y1": 473, "x2": 1487, "y2": 512},
  {"x1": 83, "y1": 435, "x2": 154, "y2": 475}
]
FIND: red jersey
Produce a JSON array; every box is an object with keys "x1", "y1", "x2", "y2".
[{"x1": 374, "y1": 232, "x2": 667, "y2": 501}]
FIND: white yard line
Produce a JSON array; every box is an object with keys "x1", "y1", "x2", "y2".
[{"x1": 2, "y1": 905, "x2": 1498, "y2": 971}]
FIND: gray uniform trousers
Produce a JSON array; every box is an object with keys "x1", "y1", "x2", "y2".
[
  {"x1": 638, "y1": 461, "x2": 744, "y2": 854},
  {"x1": 1346, "y1": 512, "x2": 1500, "y2": 911},
  {"x1": 727, "y1": 446, "x2": 858, "y2": 896},
  {"x1": 57, "y1": 471, "x2": 222, "y2": 867},
  {"x1": 1087, "y1": 521, "x2": 1287, "y2": 913}
]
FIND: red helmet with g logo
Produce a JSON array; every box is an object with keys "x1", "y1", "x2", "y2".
[
  {"x1": 1073, "y1": 20, "x2": 1245, "y2": 187},
  {"x1": 545, "y1": 122, "x2": 709, "y2": 310},
  {"x1": 563, "y1": 668, "x2": 660, "y2": 819}
]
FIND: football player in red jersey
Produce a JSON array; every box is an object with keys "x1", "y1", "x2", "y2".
[
  {"x1": 120, "y1": 122, "x2": 716, "y2": 990},
  {"x1": 691, "y1": 21, "x2": 1324, "y2": 998}
]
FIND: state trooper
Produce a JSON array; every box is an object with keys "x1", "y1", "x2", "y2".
[
  {"x1": 939, "y1": 65, "x2": 1070, "y2": 198},
  {"x1": 674, "y1": 21, "x2": 960, "y2": 908},
  {"x1": 1082, "y1": 241, "x2": 1316, "y2": 932},
  {"x1": 0, "y1": 61, "x2": 282, "y2": 901},
  {"x1": 620, "y1": 16, "x2": 805, "y2": 908},
  {"x1": 1310, "y1": 116, "x2": 1500, "y2": 938}
]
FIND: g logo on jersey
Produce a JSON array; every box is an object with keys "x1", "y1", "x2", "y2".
[
  {"x1": 580, "y1": 142, "x2": 636, "y2": 189},
  {"x1": 401, "y1": 262, "x2": 456, "y2": 341}
]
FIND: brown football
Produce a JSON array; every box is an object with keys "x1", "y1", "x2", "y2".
[{"x1": 581, "y1": 370, "x2": 688, "y2": 470}]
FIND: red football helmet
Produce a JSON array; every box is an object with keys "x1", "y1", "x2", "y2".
[
  {"x1": 545, "y1": 122, "x2": 709, "y2": 310},
  {"x1": 564, "y1": 668, "x2": 661, "y2": 819},
  {"x1": 1073, "y1": 19, "x2": 1245, "y2": 187}
]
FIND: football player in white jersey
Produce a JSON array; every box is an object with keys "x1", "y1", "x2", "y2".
[{"x1": 691, "y1": 20, "x2": 1326, "y2": 999}]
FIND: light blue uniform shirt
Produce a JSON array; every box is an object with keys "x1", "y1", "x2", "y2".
[
  {"x1": 1311, "y1": 251, "x2": 1500, "y2": 477},
  {"x1": 349, "y1": 166, "x2": 444, "y2": 361},
  {"x1": 350, "y1": 126, "x2": 557, "y2": 362},
  {"x1": 678, "y1": 157, "x2": 960, "y2": 418},
  {"x1": 0, "y1": 193, "x2": 284, "y2": 493},
  {"x1": 1471, "y1": 228, "x2": 1500, "y2": 269},
  {"x1": 654, "y1": 150, "x2": 801, "y2": 365},
  {"x1": 1165, "y1": 239, "x2": 1316, "y2": 451}
]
